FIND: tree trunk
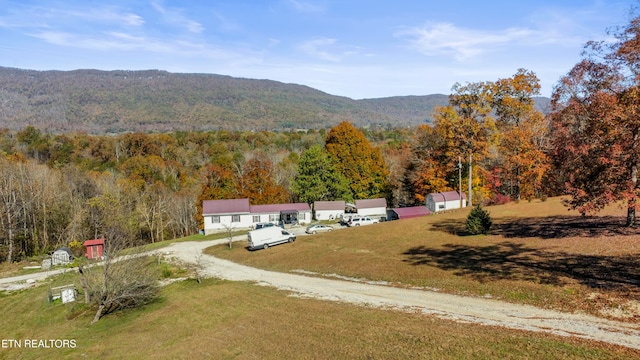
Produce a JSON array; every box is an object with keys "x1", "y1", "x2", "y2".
[
  {"x1": 92, "y1": 304, "x2": 105, "y2": 324},
  {"x1": 629, "y1": 162, "x2": 638, "y2": 227},
  {"x1": 78, "y1": 267, "x2": 91, "y2": 304},
  {"x1": 7, "y1": 212, "x2": 13, "y2": 264},
  {"x1": 627, "y1": 201, "x2": 636, "y2": 227}
]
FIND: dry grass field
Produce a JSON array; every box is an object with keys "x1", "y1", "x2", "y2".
[
  {"x1": 207, "y1": 197, "x2": 640, "y2": 322},
  {"x1": 1, "y1": 278, "x2": 639, "y2": 359}
]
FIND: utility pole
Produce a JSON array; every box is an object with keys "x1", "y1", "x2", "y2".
[
  {"x1": 458, "y1": 156, "x2": 462, "y2": 209},
  {"x1": 468, "y1": 153, "x2": 473, "y2": 207}
]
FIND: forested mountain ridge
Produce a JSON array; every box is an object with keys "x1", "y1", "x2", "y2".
[
  {"x1": 0, "y1": 67, "x2": 438, "y2": 133},
  {"x1": 0, "y1": 66, "x2": 550, "y2": 134}
]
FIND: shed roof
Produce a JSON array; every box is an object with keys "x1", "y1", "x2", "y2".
[
  {"x1": 84, "y1": 238, "x2": 105, "y2": 246},
  {"x1": 250, "y1": 203, "x2": 311, "y2": 214},
  {"x1": 203, "y1": 198, "x2": 251, "y2": 215},
  {"x1": 428, "y1": 191, "x2": 466, "y2": 203},
  {"x1": 393, "y1": 206, "x2": 431, "y2": 219},
  {"x1": 355, "y1": 198, "x2": 387, "y2": 209},
  {"x1": 314, "y1": 200, "x2": 346, "y2": 211},
  {"x1": 54, "y1": 247, "x2": 73, "y2": 256}
]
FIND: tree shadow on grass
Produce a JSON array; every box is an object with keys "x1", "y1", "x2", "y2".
[
  {"x1": 422, "y1": 215, "x2": 640, "y2": 292},
  {"x1": 403, "y1": 242, "x2": 640, "y2": 293},
  {"x1": 431, "y1": 215, "x2": 638, "y2": 239}
]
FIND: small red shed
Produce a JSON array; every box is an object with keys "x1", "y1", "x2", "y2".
[{"x1": 84, "y1": 238, "x2": 105, "y2": 259}]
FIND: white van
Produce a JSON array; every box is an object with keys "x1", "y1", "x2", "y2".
[{"x1": 247, "y1": 226, "x2": 296, "y2": 250}]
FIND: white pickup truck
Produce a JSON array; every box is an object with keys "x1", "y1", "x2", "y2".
[
  {"x1": 247, "y1": 226, "x2": 296, "y2": 250},
  {"x1": 347, "y1": 216, "x2": 378, "y2": 227}
]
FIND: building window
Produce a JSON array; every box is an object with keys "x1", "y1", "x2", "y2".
[
  {"x1": 253, "y1": 215, "x2": 260, "y2": 223},
  {"x1": 232, "y1": 215, "x2": 240, "y2": 223},
  {"x1": 212, "y1": 215, "x2": 220, "y2": 223},
  {"x1": 269, "y1": 214, "x2": 279, "y2": 222}
]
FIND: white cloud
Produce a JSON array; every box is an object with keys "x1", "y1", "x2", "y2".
[
  {"x1": 398, "y1": 22, "x2": 534, "y2": 61},
  {"x1": 299, "y1": 37, "x2": 341, "y2": 62},
  {"x1": 0, "y1": 5, "x2": 143, "y2": 29},
  {"x1": 151, "y1": 1, "x2": 203, "y2": 33},
  {"x1": 287, "y1": 0, "x2": 325, "y2": 14}
]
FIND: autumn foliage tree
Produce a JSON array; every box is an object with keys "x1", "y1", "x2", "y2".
[
  {"x1": 433, "y1": 82, "x2": 496, "y2": 206},
  {"x1": 404, "y1": 125, "x2": 450, "y2": 204},
  {"x1": 550, "y1": 12, "x2": 640, "y2": 226},
  {"x1": 195, "y1": 164, "x2": 237, "y2": 227},
  {"x1": 237, "y1": 154, "x2": 289, "y2": 205},
  {"x1": 492, "y1": 69, "x2": 549, "y2": 201},
  {"x1": 325, "y1": 121, "x2": 388, "y2": 199}
]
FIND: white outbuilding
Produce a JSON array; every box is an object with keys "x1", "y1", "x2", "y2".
[
  {"x1": 426, "y1": 191, "x2": 466, "y2": 212},
  {"x1": 51, "y1": 247, "x2": 73, "y2": 266},
  {"x1": 313, "y1": 200, "x2": 346, "y2": 221},
  {"x1": 355, "y1": 198, "x2": 388, "y2": 218}
]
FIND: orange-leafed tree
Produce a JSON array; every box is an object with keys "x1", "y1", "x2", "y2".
[
  {"x1": 325, "y1": 121, "x2": 388, "y2": 200},
  {"x1": 118, "y1": 154, "x2": 167, "y2": 190},
  {"x1": 237, "y1": 154, "x2": 289, "y2": 205},
  {"x1": 433, "y1": 83, "x2": 496, "y2": 206},
  {"x1": 404, "y1": 124, "x2": 450, "y2": 204},
  {"x1": 491, "y1": 69, "x2": 549, "y2": 201},
  {"x1": 195, "y1": 164, "x2": 237, "y2": 227}
]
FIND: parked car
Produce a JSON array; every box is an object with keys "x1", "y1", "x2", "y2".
[
  {"x1": 347, "y1": 216, "x2": 378, "y2": 227},
  {"x1": 305, "y1": 224, "x2": 333, "y2": 234}
]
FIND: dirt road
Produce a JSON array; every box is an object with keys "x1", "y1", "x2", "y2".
[
  {"x1": 164, "y1": 238, "x2": 640, "y2": 350},
  {"x1": 2, "y1": 237, "x2": 639, "y2": 350}
]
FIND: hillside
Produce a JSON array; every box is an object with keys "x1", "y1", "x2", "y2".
[
  {"x1": 0, "y1": 67, "x2": 445, "y2": 134},
  {"x1": 0, "y1": 67, "x2": 550, "y2": 134}
]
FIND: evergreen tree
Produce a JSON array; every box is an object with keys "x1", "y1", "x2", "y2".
[
  {"x1": 466, "y1": 205, "x2": 492, "y2": 235},
  {"x1": 292, "y1": 144, "x2": 351, "y2": 204}
]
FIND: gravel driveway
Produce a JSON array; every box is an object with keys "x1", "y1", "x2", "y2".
[
  {"x1": 2, "y1": 235, "x2": 639, "y2": 350},
  {"x1": 164, "y1": 238, "x2": 640, "y2": 351}
]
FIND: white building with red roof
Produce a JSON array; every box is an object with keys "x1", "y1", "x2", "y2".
[
  {"x1": 250, "y1": 203, "x2": 311, "y2": 226},
  {"x1": 426, "y1": 191, "x2": 466, "y2": 212},
  {"x1": 354, "y1": 198, "x2": 388, "y2": 217},
  {"x1": 202, "y1": 198, "x2": 252, "y2": 234},
  {"x1": 202, "y1": 198, "x2": 311, "y2": 234},
  {"x1": 313, "y1": 200, "x2": 346, "y2": 221}
]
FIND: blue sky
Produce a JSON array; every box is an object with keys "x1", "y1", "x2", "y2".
[{"x1": 0, "y1": 0, "x2": 635, "y2": 99}]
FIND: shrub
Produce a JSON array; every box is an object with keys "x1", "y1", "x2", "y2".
[
  {"x1": 68, "y1": 239, "x2": 85, "y2": 258},
  {"x1": 466, "y1": 205, "x2": 492, "y2": 235},
  {"x1": 487, "y1": 193, "x2": 511, "y2": 206}
]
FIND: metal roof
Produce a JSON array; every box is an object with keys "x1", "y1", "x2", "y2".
[
  {"x1": 314, "y1": 200, "x2": 346, "y2": 211},
  {"x1": 202, "y1": 198, "x2": 251, "y2": 215},
  {"x1": 84, "y1": 238, "x2": 105, "y2": 246},
  {"x1": 250, "y1": 202, "x2": 311, "y2": 214},
  {"x1": 393, "y1": 206, "x2": 431, "y2": 219},
  {"x1": 355, "y1": 198, "x2": 387, "y2": 209},
  {"x1": 427, "y1": 191, "x2": 466, "y2": 203}
]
